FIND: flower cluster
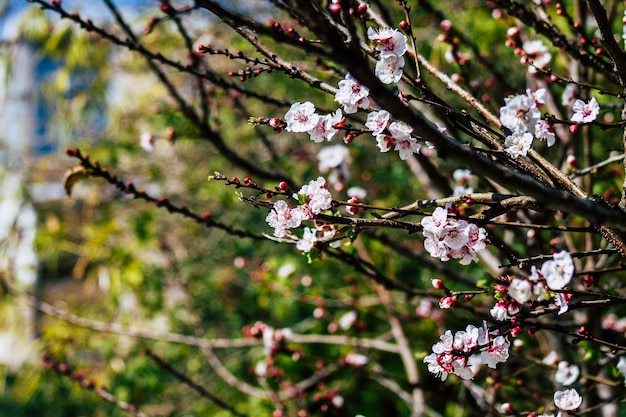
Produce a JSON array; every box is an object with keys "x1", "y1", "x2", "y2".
[
  {"x1": 423, "y1": 323, "x2": 510, "y2": 381},
  {"x1": 265, "y1": 177, "x2": 333, "y2": 239},
  {"x1": 499, "y1": 88, "x2": 554, "y2": 158},
  {"x1": 284, "y1": 101, "x2": 343, "y2": 143},
  {"x1": 489, "y1": 251, "x2": 575, "y2": 321},
  {"x1": 421, "y1": 206, "x2": 487, "y2": 265},
  {"x1": 367, "y1": 27, "x2": 408, "y2": 84},
  {"x1": 375, "y1": 120, "x2": 421, "y2": 160}
]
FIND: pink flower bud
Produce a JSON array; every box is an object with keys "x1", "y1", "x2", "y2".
[{"x1": 431, "y1": 278, "x2": 445, "y2": 290}]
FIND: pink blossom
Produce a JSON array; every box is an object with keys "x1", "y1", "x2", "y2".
[
  {"x1": 534, "y1": 120, "x2": 556, "y2": 147},
  {"x1": 571, "y1": 97, "x2": 599, "y2": 123},
  {"x1": 490, "y1": 301, "x2": 509, "y2": 321},
  {"x1": 389, "y1": 121, "x2": 420, "y2": 160},
  {"x1": 422, "y1": 207, "x2": 487, "y2": 264},
  {"x1": 309, "y1": 110, "x2": 343, "y2": 142},
  {"x1": 366, "y1": 27, "x2": 408, "y2": 57},
  {"x1": 335, "y1": 74, "x2": 370, "y2": 114},
  {"x1": 285, "y1": 101, "x2": 319, "y2": 132},
  {"x1": 375, "y1": 133, "x2": 394, "y2": 152},
  {"x1": 365, "y1": 110, "x2": 390, "y2": 135},
  {"x1": 480, "y1": 335, "x2": 510, "y2": 369},
  {"x1": 394, "y1": 136, "x2": 420, "y2": 160},
  {"x1": 265, "y1": 200, "x2": 305, "y2": 237}
]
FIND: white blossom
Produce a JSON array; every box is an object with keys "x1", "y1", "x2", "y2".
[
  {"x1": 140, "y1": 131, "x2": 155, "y2": 152},
  {"x1": 562, "y1": 84, "x2": 577, "y2": 106},
  {"x1": 522, "y1": 39, "x2": 552, "y2": 74},
  {"x1": 296, "y1": 227, "x2": 317, "y2": 252},
  {"x1": 555, "y1": 361, "x2": 580, "y2": 386},
  {"x1": 541, "y1": 251, "x2": 574, "y2": 290},
  {"x1": 295, "y1": 177, "x2": 333, "y2": 218},
  {"x1": 338, "y1": 310, "x2": 358, "y2": 330},
  {"x1": 317, "y1": 145, "x2": 351, "y2": 173},
  {"x1": 375, "y1": 54, "x2": 404, "y2": 84},
  {"x1": 554, "y1": 388, "x2": 582, "y2": 411},
  {"x1": 490, "y1": 301, "x2": 509, "y2": 321},
  {"x1": 480, "y1": 335, "x2": 510, "y2": 369},
  {"x1": 375, "y1": 133, "x2": 394, "y2": 152},
  {"x1": 504, "y1": 131, "x2": 534, "y2": 158},
  {"x1": 335, "y1": 74, "x2": 370, "y2": 114},
  {"x1": 345, "y1": 353, "x2": 368, "y2": 367},
  {"x1": 617, "y1": 356, "x2": 626, "y2": 383},
  {"x1": 500, "y1": 93, "x2": 540, "y2": 134},
  {"x1": 285, "y1": 101, "x2": 319, "y2": 132},
  {"x1": 509, "y1": 278, "x2": 532, "y2": 304}
]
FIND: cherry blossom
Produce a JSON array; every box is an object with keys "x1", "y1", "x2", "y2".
[
  {"x1": 490, "y1": 301, "x2": 509, "y2": 321},
  {"x1": 534, "y1": 120, "x2": 556, "y2": 147},
  {"x1": 366, "y1": 27, "x2": 408, "y2": 57},
  {"x1": 422, "y1": 207, "x2": 487, "y2": 264},
  {"x1": 571, "y1": 97, "x2": 599, "y2": 123},
  {"x1": 335, "y1": 74, "x2": 370, "y2": 114},
  {"x1": 295, "y1": 177, "x2": 333, "y2": 218},
  {"x1": 284, "y1": 101, "x2": 320, "y2": 132},
  {"x1": 296, "y1": 227, "x2": 318, "y2": 252},
  {"x1": 388, "y1": 121, "x2": 420, "y2": 160},
  {"x1": 541, "y1": 250, "x2": 574, "y2": 290},
  {"x1": 375, "y1": 54, "x2": 404, "y2": 84},
  {"x1": 394, "y1": 136, "x2": 420, "y2": 160},
  {"x1": 554, "y1": 293, "x2": 570, "y2": 315},
  {"x1": 508, "y1": 278, "x2": 532, "y2": 304},
  {"x1": 553, "y1": 388, "x2": 582, "y2": 411},
  {"x1": 522, "y1": 39, "x2": 552, "y2": 74},
  {"x1": 504, "y1": 131, "x2": 534, "y2": 158},
  {"x1": 265, "y1": 200, "x2": 305, "y2": 237},
  {"x1": 309, "y1": 110, "x2": 343, "y2": 143},
  {"x1": 365, "y1": 110, "x2": 390, "y2": 135},
  {"x1": 554, "y1": 361, "x2": 580, "y2": 386},
  {"x1": 424, "y1": 324, "x2": 510, "y2": 380},
  {"x1": 500, "y1": 92, "x2": 540, "y2": 134},
  {"x1": 375, "y1": 133, "x2": 394, "y2": 152},
  {"x1": 480, "y1": 335, "x2": 511, "y2": 369},
  {"x1": 317, "y1": 145, "x2": 351, "y2": 173}
]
